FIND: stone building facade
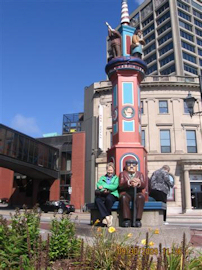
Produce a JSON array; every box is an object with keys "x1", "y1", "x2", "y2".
[{"x1": 83, "y1": 76, "x2": 202, "y2": 214}]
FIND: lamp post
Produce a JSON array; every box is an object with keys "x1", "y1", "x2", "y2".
[{"x1": 184, "y1": 92, "x2": 202, "y2": 117}]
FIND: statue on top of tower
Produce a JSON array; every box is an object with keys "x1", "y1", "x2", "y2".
[
  {"x1": 130, "y1": 29, "x2": 146, "y2": 59},
  {"x1": 106, "y1": 22, "x2": 122, "y2": 59}
]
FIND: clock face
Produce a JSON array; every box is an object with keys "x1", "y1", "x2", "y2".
[{"x1": 113, "y1": 108, "x2": 118, "y2": 122}]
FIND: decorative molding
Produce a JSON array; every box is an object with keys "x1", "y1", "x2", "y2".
[{"x1": 156, "y1": 123, "x2": 173, "y2": 126}]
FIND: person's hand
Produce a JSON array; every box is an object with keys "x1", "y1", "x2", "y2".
[
  {"x1": 103, "y1": 189, "x2": 108, "y2": 193},
  {"x1": 98, "y1": 186, "x2": 103, "y2": 189},
  {"x1": 173, "y1": 185, "x2": 177, "y2": 189},
  {"x1": 130, "y1": 178, "x2": 141, "y2": 187}
]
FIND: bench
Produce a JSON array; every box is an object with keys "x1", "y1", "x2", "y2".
[{"x1": 87, "y1": 197, "x2": 167, "y2": 227}]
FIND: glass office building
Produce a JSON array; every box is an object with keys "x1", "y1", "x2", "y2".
[{"x1": 130, "y1": 0, "x2": 202, "y2": 76}]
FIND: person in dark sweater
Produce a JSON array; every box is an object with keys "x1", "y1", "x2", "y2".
[{"x1": 149, "y1": 165, "x2": 174, "y2": 222}]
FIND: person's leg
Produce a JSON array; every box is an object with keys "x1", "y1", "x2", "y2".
[
  {"x1": 150, "y1": 190, "x2": 167, "y2": 221},
  {"x1": 135, "y1": 192, "x2": 145, "y2": 227},
  {"x1": 150, "y1": 190, "x2": 166, "y2": 202},
  {"x1": 119, "y1": 192, "x2": 132, "y2": 227},
  {"x1": 105, "y1": 194, "x2": 117, "y2": 215},
  {"x1": 95, "y1": 197, "x2": 108, "y2": 219}
]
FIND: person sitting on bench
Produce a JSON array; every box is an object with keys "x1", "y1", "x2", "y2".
[
  {"x1": 95, "y1": 162, "x2": 119, "y2": 227},
  {"x1": 119, "y1": 159, "x2": 146, "y2": 227}
]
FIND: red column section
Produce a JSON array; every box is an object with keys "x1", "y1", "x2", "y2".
[
  {"x1": 50, "y1": 179, "x2": 60, "y2": 201},
  {"x1": 71, "y1": 132, "x2": 85, "y2": 210},
  {"x1": 0, "y1": 168, "x2": 14, "y2": 201},
  {"x1": 126, "y1": 35, "x2": 131, "y2": 55}
]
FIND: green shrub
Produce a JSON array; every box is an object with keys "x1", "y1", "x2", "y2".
[{"x1": 49, "y1": 214, "x2": 81, "y2": 260}]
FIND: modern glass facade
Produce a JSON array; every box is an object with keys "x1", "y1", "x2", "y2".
[
  {"x1": 0, "y1": 124, "x2": 59, "y2": 171},
  {"x1": 129, "y1": 0, "x2": 202, "y2": 76}
]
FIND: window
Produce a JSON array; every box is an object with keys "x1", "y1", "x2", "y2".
[
  {"x1": 143, "y1": 43, "x2": 156, "y2": 55},
  {"x1": 192, "y1": 0, "x2": 202, "y2": 11},
  {"x1": 178, "y1": 10, "x2": 191, "y2": 22},
  {"x1": 160, "y1": 64, "x2": 175, "y2": 75},
  {"x1": 184, "y1": 100, "x2": 189, "y2": 114},
  {"x1": 141, "y1": 130, "x2": 145, "y2": 147},
  {"x1": 141, "y1": 2, "x2": 153, "y2": 20},
  {"x1": 157, "y1": 11, "x2": 170, "y2": 25},
  {"x1": 154, "y1": 0, "x2": 167, "y2": 9},
  {"x1": 141, "y1": 101, "x2": 144, "y2": 114},
  {"x1": 143, "y1": 24, "x2": 154, "y2": 36},
  {"x1": 142, "y1": 15, "x2": 153, "y2": 27},
  {"x1": 200, "y1": 59, "x2": 202, "y2": 67},
  {"x1": 159, "y1": 100, "x2": 168, "y2": 113},
  {"x1": 167, "y1": 175, "x2": 175, "y2": 201},
  {"x1": 157, "y1": 21, "x2": 171, "y2": 35},
  {"x1": 197, "y1": 38, "x2": 202, "y2": 46},
  {"x1": 198, "y1": 48, "x2": 202, "y2": 56},
  {"x1": 145, "y1": 33, "x2": 155, "y2": 44},
  {"x1": 159, "y1": 42, "x2": 173, "y2": 56},
  {"x1": 186, "y1": 130, "x2": 197, "y2": 153},
  {"x1": 147, "y1": 63, "x2": 157, "y2": 74},
  {"x1": 194, "y1": 18, "x2": 202, "y2": 28},
  {"x1": 196, "y1": 28, "x2": 202, "y2": 37},
  {"x1": 181, "y1": 41, "x2": 195, "y2": 52},
  {"x1": 180, "y1": 30, "x2": 193, "y2": 41},
  {"x1": 144, "y1": 53, "x2": 156, "y2": 64},
  {"x1": 160, "y1": 53, "x2": 174, "y2": 67},
  {"x1": 179, "y1": 20, "x2": 192, "y2": 31},
  {"x1": 177, "y1": 1, "x2": 190, "y2": 11},
  {"x1": 156, "y1": 1, "x2": 169, "y2": 16},
  {"x1": 158, "y1": 32, "x2": 172, "y2": 45},
  {"x1": 193, "y1": 9, "x2": 202, "y2": 19},
  {"x1": 184, "y1": 63, "x2": 198, "y2": 74},
  {"x1": 160, "y1": 130, "x2": 171, "y2": 153},
  {"x1": 182, "y1": 52, "x2": 196, "y2": 63},
  {"x1": 178, "y1": 10, "x2": 191, "y2": 21}
]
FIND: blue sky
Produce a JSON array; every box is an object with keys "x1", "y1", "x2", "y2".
[{"x1": 0, "y1": 0, "x2": 143, "y2": 137}]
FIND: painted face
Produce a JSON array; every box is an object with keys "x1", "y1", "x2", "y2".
[
  {"x1": 107, "y1": 166, "x2": 114, "y2": 177},
  {"x1": 126, "y1": 163, "x2": 137, "y2": 174}
]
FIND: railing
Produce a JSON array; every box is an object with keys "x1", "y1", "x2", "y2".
[{"x1": 142, "y1": 75, "x2": 199, "y2": 84}]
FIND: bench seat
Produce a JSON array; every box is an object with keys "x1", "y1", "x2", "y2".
[{"x1": 87, "y1": 198, "x2": 167, "y2": 227}]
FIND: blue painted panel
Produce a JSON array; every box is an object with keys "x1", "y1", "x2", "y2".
[
  {"x1": 113, "y1": 123, "x2": 118, "y2": 134},
  {"x1": 123, "y1": 82, "x2": 133, "y2": 104},
  {"x1": 123, "y1": 120, "x2": 134, "y2": 132},
  {"x1": 113, "y1": 85, "x2": 117, "y2": 107}
]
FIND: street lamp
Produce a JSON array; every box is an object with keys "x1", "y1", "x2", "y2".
[{"x1": 184, "y1": 92, "x2": 202, "y2": 117}]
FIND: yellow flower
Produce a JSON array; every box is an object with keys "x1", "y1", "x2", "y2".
[
  {"x1": 154, "y1": 229, "x2": 159, "y2": 234},
  {"x1": 141, "y1": 239, "x2": 146, "y2": 245},
  {"x1": 149, "y1": 241, "x2": 154, "y2": 246},
  {"x1": 108, "y1": 227, "x2": 116, "y2": 233},
  {"x1": 127, "y1": 233, "x2": 133, "y2": 238},
  {"x1": 94, "y1": 219, "x2": 100, "y2": 225},
  {"x1": 97, "y1": 227, "x2": 102, "y2": 232}
]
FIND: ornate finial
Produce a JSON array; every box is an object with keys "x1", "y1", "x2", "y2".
[{"x1": 121, "y1": 0, "x2": 130, "y2": 25}]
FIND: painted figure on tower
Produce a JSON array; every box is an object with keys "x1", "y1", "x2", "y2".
[
  {"x1": 130, "y1": 29, "x2": 146, "y2": 59},
  {"x1": 106, "y1": 22, "x2": 122, "y2": 59}
]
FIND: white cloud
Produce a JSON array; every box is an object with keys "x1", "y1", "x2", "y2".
[
  {"x1": 135, "y1": 0, "x2": 145, "y2": 5},
  {"x1": 11, "y1": 114, "x2": 41, "y2": 137}
]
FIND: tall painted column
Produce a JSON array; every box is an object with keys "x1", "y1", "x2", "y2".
[{"x1": 106, "y1": 0, "x2": 148, "y2": 192}]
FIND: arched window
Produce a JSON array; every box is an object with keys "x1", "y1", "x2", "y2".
[{"x1": 167, "y1": 175, "x2": 175, "y2": 201}]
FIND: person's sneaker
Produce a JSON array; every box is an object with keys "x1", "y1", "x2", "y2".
[
  {"x1": 163, "y1": 221, "x2": 169, "y2": 225},
  {"x1": 106, "y1": 215, "x2": 113, "y2": 227},
  {"x1": 102, "y1": 218, "x2": 107, "y2": 225}
]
